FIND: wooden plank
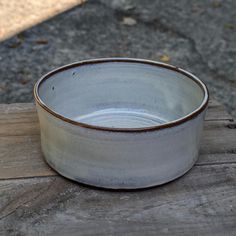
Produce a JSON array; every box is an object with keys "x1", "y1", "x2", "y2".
[
  {"x1": 196, "y1": 153, "x2": 236, "y2": 165},
  {"x1": 0, "y1": 103, "x2": 39, "y2": 136},
  {"x1": 206, "y1": 99, "x2": 233, "y2": 120},
  {"x1": 0, "y1": 164, "x2": 235, "y2": 236},
  {"x1": 0, "y1": 135, "x2": 55, "y2": 178},
  {"x1": 0, "y1": 102, "x2": 235, "y2": 180},
  {"x1": 0, "y1": 103, "x2": 55, "y2": 179},
  {"x1": 200, "y1": 120, "x2": 236, "y2": 154}
]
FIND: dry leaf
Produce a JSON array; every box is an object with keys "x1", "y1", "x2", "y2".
[
  {"x1": 224, "y1": 23, "x2": 234, "y2": 30},
  {"x1": 212, "y1": 1, "x2": 221, "y2": 8},
  {"x1": 17, "y1": 33, "x2": 25, "y2": 41},
  {"x1": 0, "y1": 85, "x2": 6, "y2": 91},
  {"x1": 35, "y1": 39, "x2": 48, "y2": 44},
  {"x1": 8, "y1": 41, "x2": 21, "y2": 48},
  {"x1": 160, "y1": 54, "x2": 171, "y2": 63},
  {"x1": 8, "y1": 33, "x2": 25, "y2": 48},
  {"x1": 122, "y1": 17, "x2": 137, "y2": 26},
  {"x1": 19, "y1": 79, "x2": 30, "y2": 85}
]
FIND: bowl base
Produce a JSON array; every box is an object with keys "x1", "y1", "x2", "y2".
[{"x1": 74, "y1": 108, "x2": 166, "y2": 128}]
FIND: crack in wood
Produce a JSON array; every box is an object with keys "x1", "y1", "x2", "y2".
[{"x1": 0, "y1": 178, "x2": 56, "y2": 221}]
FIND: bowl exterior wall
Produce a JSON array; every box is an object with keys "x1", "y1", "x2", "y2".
[{"x1": 36, "y1": 104, "x2": 206, "y2": 189}]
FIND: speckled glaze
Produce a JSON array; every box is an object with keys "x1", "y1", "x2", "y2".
[{"x1": 34, "y1": 58, "x2": 209, "y2": 189}]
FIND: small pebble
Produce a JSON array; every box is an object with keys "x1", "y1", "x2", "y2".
[{"x1": 122, "y1": 17, "x2": 137, "y2": 26}]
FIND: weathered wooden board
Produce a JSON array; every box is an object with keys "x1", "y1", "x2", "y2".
[
  {"x1": 200, "y1": 120, "x2": 236, "y2": 154},
  {"x1": 206, "y1": 99, "x2": 233, "y2": 121},
  {"x1": 0, "y1": 102, "x2": 235, "y2": 180},
  {"x1": 0, "y1": 164, "x2": 235, "y2": 236},
  {"x1": 0, "y1": 100, "x2": 236, "y2": 235}
]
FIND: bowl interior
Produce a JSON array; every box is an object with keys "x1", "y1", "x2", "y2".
[{"x1": 37, "y1": 61, "x2": 206, "y2": 129}]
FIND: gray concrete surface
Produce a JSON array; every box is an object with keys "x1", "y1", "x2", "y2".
[{"x1": 0, "y1": 0, "x2": 235, "y2": 116}]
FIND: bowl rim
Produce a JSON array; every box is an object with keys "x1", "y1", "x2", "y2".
[{"x1": 34, "y1": 58, "x2": 209, "y2": 132}]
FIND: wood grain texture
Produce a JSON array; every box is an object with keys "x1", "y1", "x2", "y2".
[
  {"x1": 0, "y1": 165, "x2": 235, "y2": 236},
  {"x1": 0, "y1": 103, "x2": 55, "y2": 179},
  {"x1": 0, "y1": 102, "x2": 235, "y2": 180},
  {"x1": 206, "y1": 99, "x2": 233, "y2": 121},
  {"x1": 0, "y1": 101, "x2": 235, "y2": 235}
]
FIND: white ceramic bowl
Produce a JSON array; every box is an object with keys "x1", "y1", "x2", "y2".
[{"x1": 34, "y1": 58, "x2": 209, "y2": 189}]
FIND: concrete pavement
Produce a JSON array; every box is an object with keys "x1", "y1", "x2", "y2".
[{"x1": 0, "y1": 0, "x2": 235, "y2": 116}]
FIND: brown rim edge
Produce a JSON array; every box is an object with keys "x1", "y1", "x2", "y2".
[{"x1": 34, "y1": 58, "x2": 209, "y2": 133}]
